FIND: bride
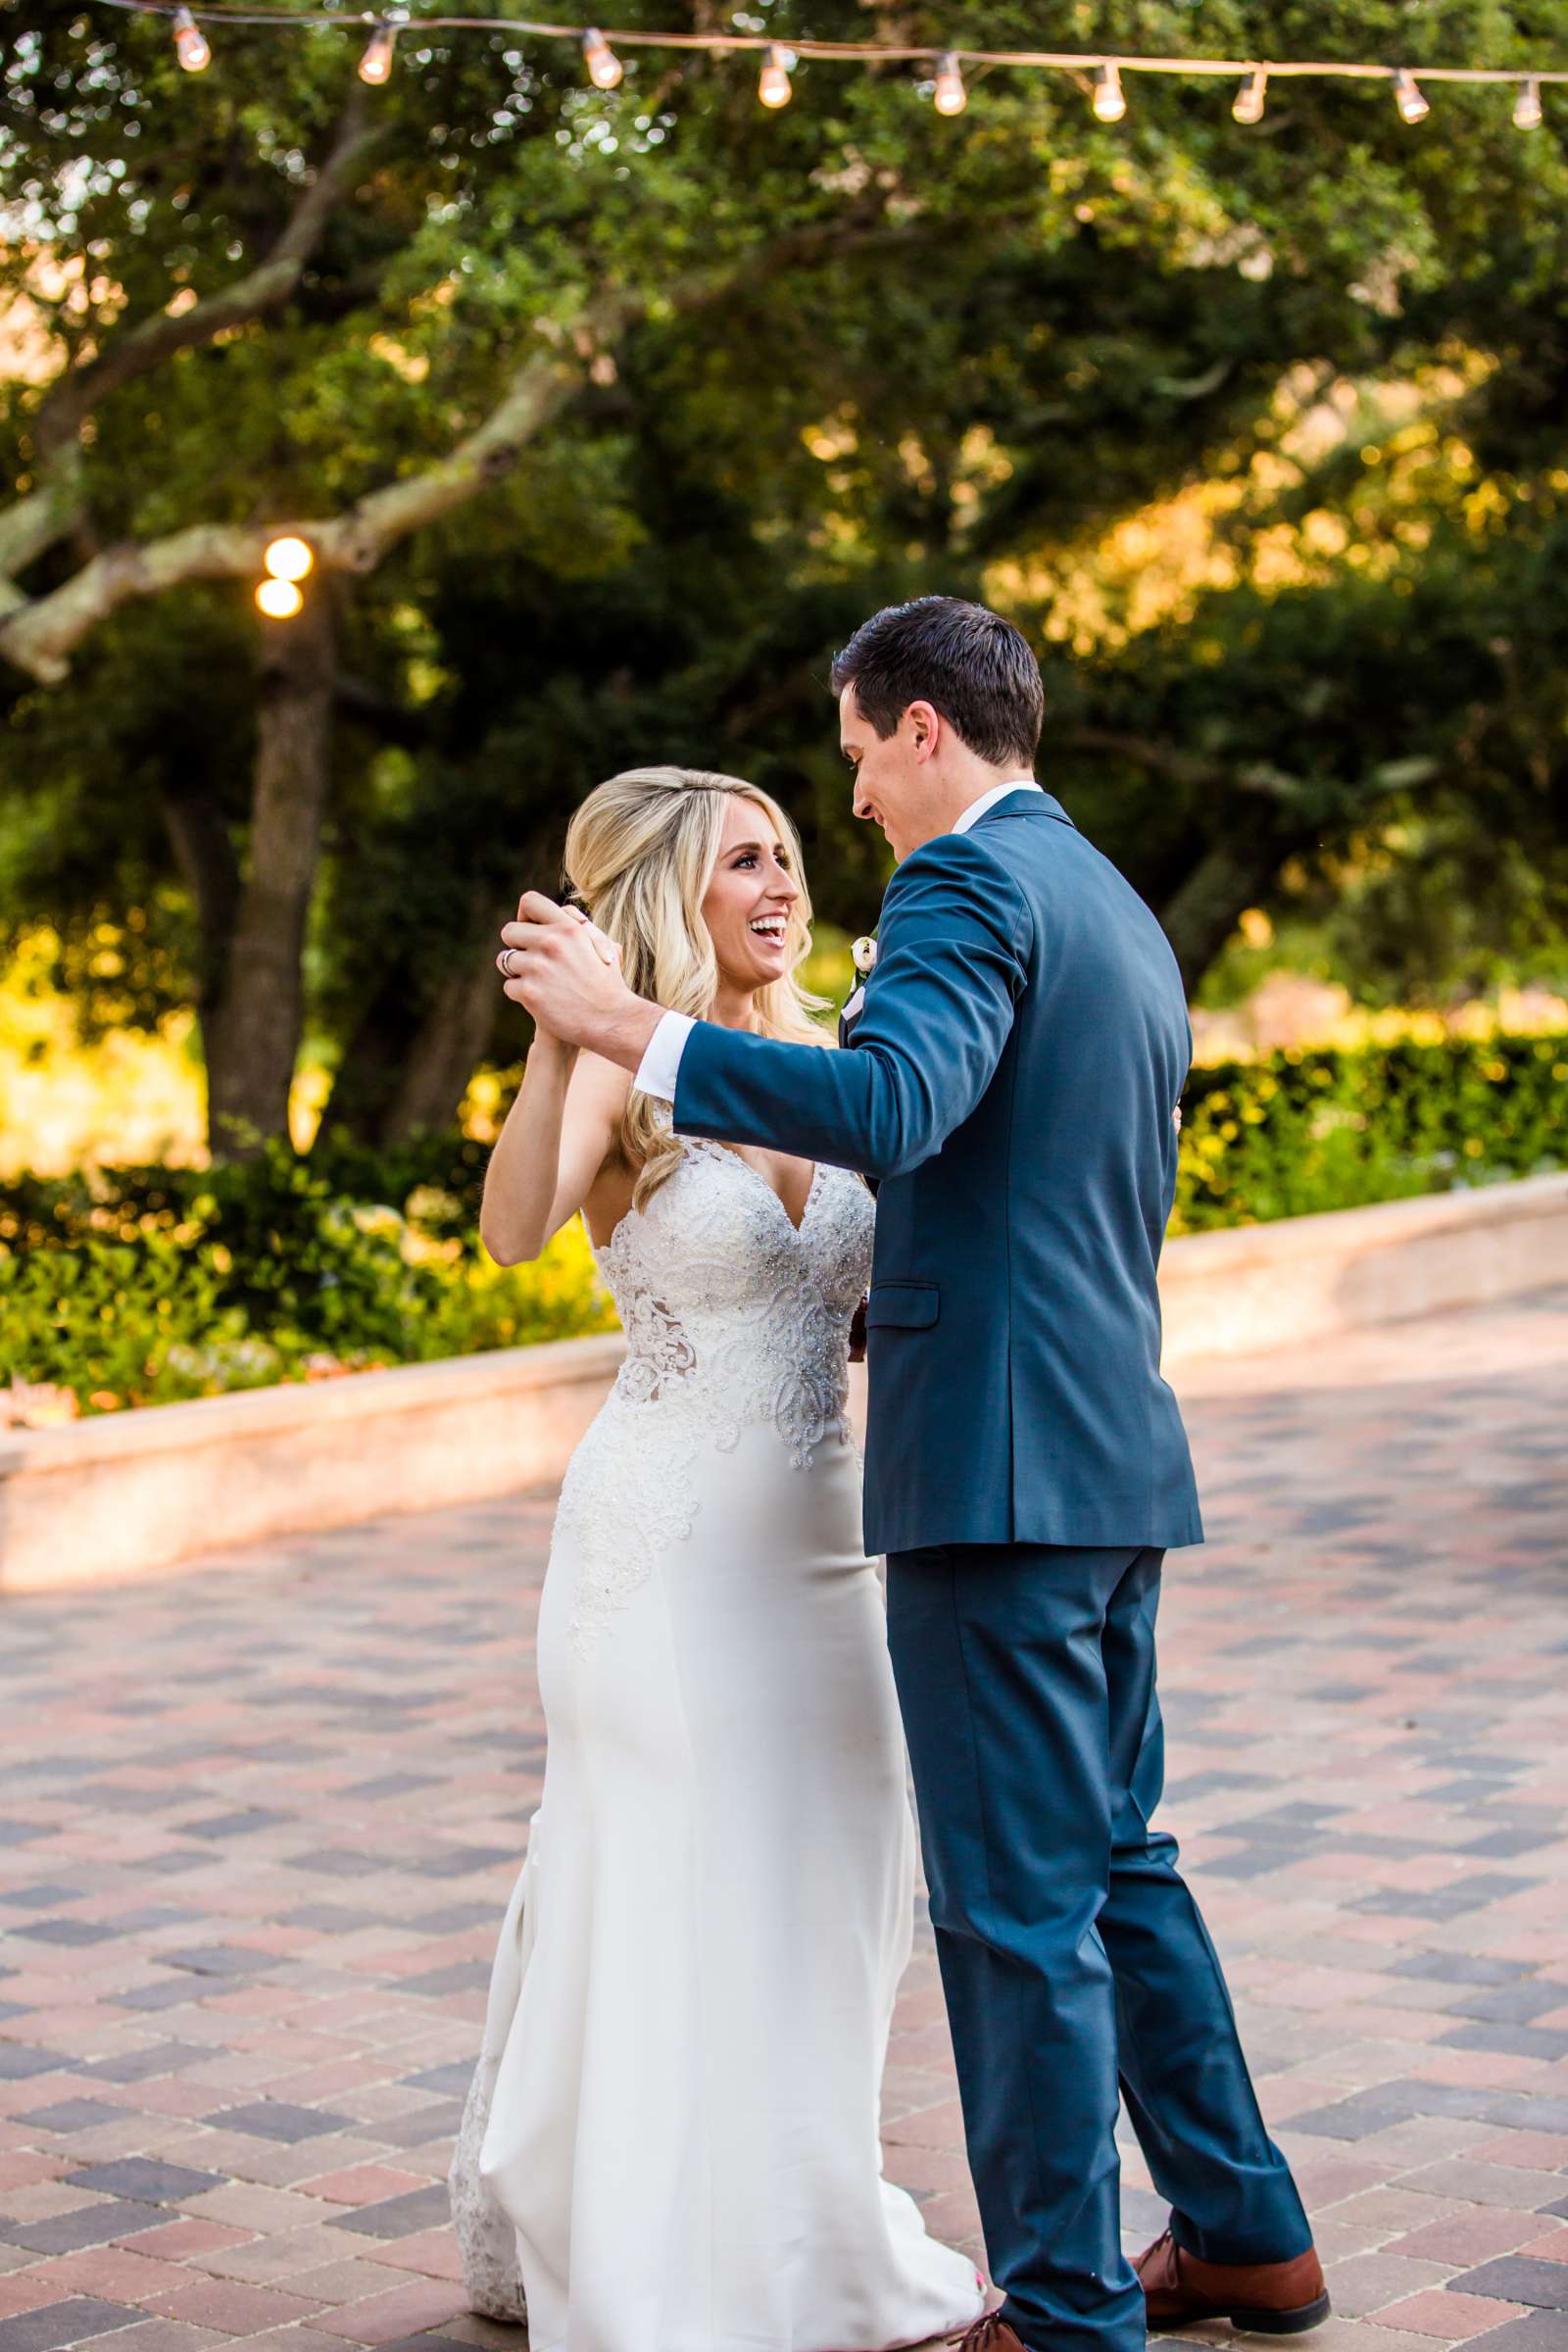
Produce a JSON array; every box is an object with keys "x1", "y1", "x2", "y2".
[{"x1": 447, "y1": 766, "x2": 988, "y2": 2352}]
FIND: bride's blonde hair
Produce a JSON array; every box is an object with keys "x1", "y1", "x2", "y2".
[{"x1": 564, "y1": 765, "x2": 832, "y2": 1207}]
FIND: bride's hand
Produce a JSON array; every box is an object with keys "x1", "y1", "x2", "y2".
[{"x1": 500, "y1": 901, "x2": 618, "y2": 1069}]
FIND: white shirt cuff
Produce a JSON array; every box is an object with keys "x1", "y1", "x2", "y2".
[{"x1": 633, "y1": 1009, "x2": 696, "y2": 1103}]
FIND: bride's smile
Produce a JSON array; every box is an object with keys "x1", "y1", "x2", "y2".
[{"x1": 702, "y1": 795, "x2": 803, "y2": 996}]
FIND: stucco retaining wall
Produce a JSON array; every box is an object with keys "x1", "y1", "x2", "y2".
[{"x1": 3, "y1": 1173, "x2": 1563, "y2": 1593}]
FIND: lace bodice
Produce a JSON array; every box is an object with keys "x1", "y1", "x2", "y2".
[
  {"x1": 554, "y1": 1137, "x2": 875, "y2": 1651},
  {"x1": 595, "y1": 1136, "x2": 872, "y2": 1446}
]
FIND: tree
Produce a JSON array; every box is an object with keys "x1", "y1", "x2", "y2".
[{"x1": 5, "y1": 0, "x2": 1567, "y2": 1152}]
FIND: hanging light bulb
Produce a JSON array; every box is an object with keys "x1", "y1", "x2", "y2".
[
  {"x1": 933, "y1": 52, "x2": 967, "y2": 116},
  {"x1": 1392, "y1": 69, "x2": 1429, "y2": 123},
  {"x1": 256, "y1": 577, "x2": 303, "y2": 619},
  {"x1": 758, "y1": 44, "x2": 793, "y2": 108},
  {"x1": 1233, "y1": 67, "x2": 1267, "y2": 122},
  {"x1": 264, "y1": 536, "x2": 314, "y2": 583},
  {"x1": 1092, "y1": 60, "x2": 1126, "y2": 122},
  {"x1": 171, "y1": 7, "x2": 211, "y2": 72},
  {"x1": 358, "y1": 21, "x2": 396, "y2": 83},
  {"x1": 1513, "y1": 74, "x2": 1543, "y2": 128},
  {"x1": 581, "y1": 27, "x2": 623, "y2": 89}
]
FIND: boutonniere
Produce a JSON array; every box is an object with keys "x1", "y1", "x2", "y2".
[{"x1": 843, "y1": 932, "x2": 878, "y2": 1025}]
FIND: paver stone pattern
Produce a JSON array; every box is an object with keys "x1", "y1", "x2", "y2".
[{"x1": 1, "y1": 1288, "x2": 1565, "y2": 2352}]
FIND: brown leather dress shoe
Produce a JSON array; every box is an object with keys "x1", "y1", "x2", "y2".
[
  {"x1": 947, "y1": 2314, "x2": 1027, "y2": 2352},
  {"x1": 1136, "y1": 2230, "x2": 1331, "y2": 2334}
]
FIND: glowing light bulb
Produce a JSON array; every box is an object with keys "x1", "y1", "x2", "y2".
[
  {"x1": 759, "y1": 45, "x2": 793, "y2": 108},
  {"x1": 172, "y1": 8, "x2": 211, "y2": 72},
  {"x1": 256, "y1": 577, "x2": 303, "y2": 619},
  {"x1": 358, "y1": 23, "x2": 396, "y2": 83},
  {"x1": 933, "y1": 52, "x2": 966, "y2": 116},
  {"x1": 1393, "y1": 69, "x2": 1429, "y2": 123},
  {"x1": 1233, "y1": 68, "x2": 1267, "y2": 122},
  {"x1": 264, "y1": 536, "x2": 314, "y2": 583},
  {"x1": 1514, "y1": 74, "x2": 1543, "y2": 128},
  {"x1": 581, "y1": 27, "x2": 623, "y2": 89},
  {"x1": 1092, "y1": 61, "x2": 1126, "y2": 122}
]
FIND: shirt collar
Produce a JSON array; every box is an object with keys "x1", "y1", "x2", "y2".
[{"x1": 952, "y1": 779, "x2": 1044, "y2": 836}]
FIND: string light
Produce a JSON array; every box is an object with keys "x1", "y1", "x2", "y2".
[
  {"x1": 758, "y1": 43, "x2": 792, "y2": 108},
  {"x1": 1092, "y1": 60, "x2": 1126, "y2": 122},
  {"x1": 1513, "y1": 74, "x2": 1543, "y2": 127},
  {"x1": 88, "y1": 3, "x2": 1568, "y2": 136},
  {"x1": 358, "y1": 19, "x2": 395, "y2": 80},
  {"x1": 170, "y1": 6, "x2": 211, "y2": 70},
  {"x1": 1232, "y1": 67, "x2": 1267, "y2": 122},
  {"x1": 1393, "y1": 68, "x2": 1430, "y2": 122},
  {"x1": 933, "y1": 51, "x2": 966, "y2": 115},
  {"x1": 581, "y1": 25, "x2": 622, "y2": 88},
  {"x1": 256, "y1": 577, "x2": 303, "y2": 617},
  {"x1": 264, "y1": 535, "x2": 314, "y2": 582}
]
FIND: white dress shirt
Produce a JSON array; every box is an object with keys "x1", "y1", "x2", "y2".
[{"x1": 633, "y1": 779, "x2": 1043, "y2": 1102}]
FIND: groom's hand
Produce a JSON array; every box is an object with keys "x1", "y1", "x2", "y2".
[{"x1": 499, "y1": 895, "x2": 664, "y2": 1072}]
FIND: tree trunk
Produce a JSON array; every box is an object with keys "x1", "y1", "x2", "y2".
[
  {"x1": 204, "y1": 588, "x2": 337, "y2": 1160},
  {"x1": 383, "y1": 938, "x2": 508, "y2": 1142},
  {"x1": 316, "y1": 842, "x2": 558, "y2": 1152},
  {"x1": 1156, "y1": 825, "x2": 1300, "y2": 994},
  {"x1": 316, "y1": 900, "x2": 508, "y2": 1151},
  {"x1": 313, "y1": 934, "x2": 504, "y2": 1152},
  {"x1": 155, "y1": 779, "x2": 242, "y2": 1033}
]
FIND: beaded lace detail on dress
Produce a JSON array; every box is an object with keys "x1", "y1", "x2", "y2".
[
  {"x1": 556, "y1": 1136, "x2": 874, "y2": 1652},
  {"x1": 448, "y1": 2051, "x2": 527, "y2": 2322}
]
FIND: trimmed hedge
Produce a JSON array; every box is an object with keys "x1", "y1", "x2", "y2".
[
  {"x1": 0, "y1": 1135, "x2": 613, "y2": 1415},
  {"x1": 3, "y1": 1030, "x2": 1562, "y2": 1416},
  {"x1": 1172, "y1": 1029, "x2": 1566, "y2": 1234}
]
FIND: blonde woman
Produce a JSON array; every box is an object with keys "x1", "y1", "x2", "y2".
[{"x1": 447, "y1": 767, "x2": 987, "y2": 2352}]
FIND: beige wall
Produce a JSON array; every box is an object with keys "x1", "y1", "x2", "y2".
[{"x1": 3, "y1": 1174, "x2": 1563, "y2": 1595}]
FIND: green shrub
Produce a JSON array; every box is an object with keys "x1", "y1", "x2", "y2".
[
  {"x1": 4, "y1": 1029, "x2": 1561, "y2": 1416},
  {"x1": 1174, "y1": 1030, "x2": 1567, "y2": 1233},
  {"x1": 0, "y1": 1137, "x2": 614, "y2": 1414}
]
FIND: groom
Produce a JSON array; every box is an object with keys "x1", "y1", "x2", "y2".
[{"x1": 502, "y1": 598, "x2": 1326, "y2": 2352}]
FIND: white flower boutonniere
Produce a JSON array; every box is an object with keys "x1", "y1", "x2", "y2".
[{"x1": 843, "y1": 934, "x2": 877, "y2": 1027}]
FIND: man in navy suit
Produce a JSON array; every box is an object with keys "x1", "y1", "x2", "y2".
[{"x1": 502, "y1": 599, "x2": 1325, "y2": 2352}]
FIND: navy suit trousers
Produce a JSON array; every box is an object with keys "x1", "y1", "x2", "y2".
[{"x1": 885, "y1": 1542, "x2": 1310, "y2": 2352}]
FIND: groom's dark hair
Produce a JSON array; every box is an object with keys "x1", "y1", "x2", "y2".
[{"x1": 829, "y1": 596, "x2": 1044, "y2": 768}]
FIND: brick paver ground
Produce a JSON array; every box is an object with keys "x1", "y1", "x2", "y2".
[{"x1": 2, "y1": 1288, "x2": 1566, "y2": 2352}]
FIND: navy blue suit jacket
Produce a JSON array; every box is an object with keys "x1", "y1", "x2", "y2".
[{"x1": 671, "y1": 789, "x2": 1202, "y2": 1557}]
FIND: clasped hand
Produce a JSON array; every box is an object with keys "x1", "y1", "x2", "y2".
[{"x1": 497, "y1": 893, "x2": 631, "y2": 1050}]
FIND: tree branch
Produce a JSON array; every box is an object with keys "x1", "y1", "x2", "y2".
[
  {"x1": 0, "y1": 203, "x2": 951, "y2": 685},
  {"x1": 0, "y1": 310, "x2": 617, "y2": 682},
  {"x1": 0, "y1": 449, "x2": 83, "y2": 585},
  {"x1": 0, "y1": 87, "x2": 381, "y2": 606},
  {"x1": 1056, "y1": 727, "x2": 1230, "y2": 793},
  {"x1": 30, "y1": 85, "x2": 379, "y2": 465}
]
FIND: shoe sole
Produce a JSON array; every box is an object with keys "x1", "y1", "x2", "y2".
[{"x1": 1150, "y1": 2291, "x2": 1333, "y2": 2336}]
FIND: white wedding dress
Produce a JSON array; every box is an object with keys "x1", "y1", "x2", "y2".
[{"x1": 448, "y1": 1133, "x2": 987, "y2": 2352}]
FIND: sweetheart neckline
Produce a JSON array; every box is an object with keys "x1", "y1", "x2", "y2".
[
  {"x1": 684, "y1": 1136, "x2": 824, "y2": 1236},
  {"x1": 588, "y1": 1136, "x2": 829, "y2": 1263}
]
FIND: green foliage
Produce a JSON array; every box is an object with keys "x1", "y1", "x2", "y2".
[
  {"x1": 1173, "y1": 1031, "x2": 1568, "y2": 1233},
  {"x1": 5, "y1": 1030, "x2": 1563, "y2": 1414},
  {"x1": 8, "y1": 0, "x2": 1568, "y2": 1102},
  {"x1": 0, "y1": 1134, "x2": 614, "y2": 1411}
]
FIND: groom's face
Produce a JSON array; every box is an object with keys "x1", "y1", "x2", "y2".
[{"x1": 839, "y1": 685, "x2": 940, "y2": 862}]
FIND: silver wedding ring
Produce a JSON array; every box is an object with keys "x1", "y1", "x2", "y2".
[{"x1": 499, "y1": 947, "x2": 523, "y2": 977}]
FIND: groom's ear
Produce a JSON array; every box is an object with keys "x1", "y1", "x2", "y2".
[{"x1": 906, "y1": 699, "x2": 941, "y2": 760}]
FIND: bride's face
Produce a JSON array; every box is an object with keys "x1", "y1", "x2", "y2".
[{"x1": 702, "y1": 797, "x2": 802, "y2": 995}]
